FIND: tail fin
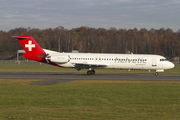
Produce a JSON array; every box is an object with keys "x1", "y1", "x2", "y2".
[{"x1": 9, "y1": 35, "x2": 46, "y2": 62}]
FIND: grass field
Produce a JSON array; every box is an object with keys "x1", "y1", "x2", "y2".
[
  {"x1": 0, "y1": 61, "x2": 179, "y2": 74},
  {"x1": 0, "y1": 80, "x2": 180, "y2": 120},
  {"x1": 0, "y1": 62, "x2": 179, "y2": 119}
]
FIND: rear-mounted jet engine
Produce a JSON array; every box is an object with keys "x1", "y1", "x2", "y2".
[{"x1": 46, "y1": 55, "x2": 70, "y2": 63}]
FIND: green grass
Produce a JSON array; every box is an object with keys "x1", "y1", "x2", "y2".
[
  {"x1": 0, "y1": 80, "x2": 180, "y2": 120},
  {"x1": 0, "y1": 62, "x2": 179, "y2": 74}
]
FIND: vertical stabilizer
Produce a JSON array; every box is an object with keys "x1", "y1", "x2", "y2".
[{"x1": 9, "y1": 35, "x2": 46, "y2": 62}]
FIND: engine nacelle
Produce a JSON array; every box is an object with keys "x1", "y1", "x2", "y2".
[{"x1": 47, "y1": 55, "x2": 70, "y2": 63}]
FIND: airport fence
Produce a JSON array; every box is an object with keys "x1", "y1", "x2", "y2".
[{"x1": 0, "y1": 60, "x2": 42, "y2": 65}]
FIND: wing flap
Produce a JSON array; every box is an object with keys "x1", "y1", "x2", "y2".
[{"x1": 73, "y1": 62, "x2": 108, "y2": 71}]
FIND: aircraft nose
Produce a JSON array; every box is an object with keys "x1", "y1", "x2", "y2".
[
  {"x1": 163, "y1": 62, "x2": 175, "y2": 69},
  {"x1": 166, "y1": 62, "x2": 175, "y2": 69},
  {"x1": 171, "y1": 62, "x2": 175, "y2": 69}
]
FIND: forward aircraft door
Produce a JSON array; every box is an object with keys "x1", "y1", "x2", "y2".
[{"x1": 152, "y1": 58, "x2": 157, "y2": 66}]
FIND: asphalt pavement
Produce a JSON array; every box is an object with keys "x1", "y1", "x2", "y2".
[{"x1": 0, "y1": 72, "x2": 179, "y2": 85}]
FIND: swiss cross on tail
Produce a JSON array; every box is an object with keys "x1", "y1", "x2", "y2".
[
  {"x1": 25, "y1": 41, "x2": 35, "y2": 51},
  {"x1": 8, "y1": 35, "x2": 46, "y2": 62}
]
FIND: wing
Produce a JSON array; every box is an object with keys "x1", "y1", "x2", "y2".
[{"x1": 73, "y1": 62, "x2": 108, "y2": 71}]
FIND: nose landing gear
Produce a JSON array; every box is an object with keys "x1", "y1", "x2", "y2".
[
  {"x1": 155, "y1": 70, "x2": 164, "y2": 76},
  {"x1": 155, "y1": 72, "x2": 158, "y2": 76}
]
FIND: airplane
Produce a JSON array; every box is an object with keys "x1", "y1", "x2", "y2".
[{"x1": 9, "y1": 35, "x2": 175, "y2": 75}]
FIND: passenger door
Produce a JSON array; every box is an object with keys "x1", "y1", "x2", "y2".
[{"x1": 152, "y1": 58, "x2": 157, "y2": 66}]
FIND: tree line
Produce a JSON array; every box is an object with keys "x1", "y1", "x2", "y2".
[{"x1": 0, "y1": 26, "x2": 180, "y2": 60}]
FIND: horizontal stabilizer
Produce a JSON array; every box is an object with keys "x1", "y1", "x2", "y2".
[{"x1": 8, "y1": 36, "x2": 29, "y2": 39}]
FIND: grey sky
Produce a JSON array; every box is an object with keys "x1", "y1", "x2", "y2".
[{"x1": 0, "y1": 0, "x2": 180, "y2": 31}]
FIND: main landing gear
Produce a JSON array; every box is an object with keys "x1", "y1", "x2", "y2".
[{"x1": 87, "y1": 70, "x2": 95, "y2": 75}]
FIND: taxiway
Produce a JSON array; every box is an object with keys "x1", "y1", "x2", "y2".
[{"x1": 0, "y1": 72, "x2": 179, "y2": 84}]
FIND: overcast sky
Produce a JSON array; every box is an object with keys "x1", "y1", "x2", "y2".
[{"x1": 0, "y1": 0, "x2": 180, "y2": 32}]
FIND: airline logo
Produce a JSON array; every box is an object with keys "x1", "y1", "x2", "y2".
[{"x1": 25, "y1": 41, "x2": 35, "y2": 51}]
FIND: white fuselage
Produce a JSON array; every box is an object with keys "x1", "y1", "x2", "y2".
[{"x1": 43, "y1": 49, "x2": 175, "y2": 71}]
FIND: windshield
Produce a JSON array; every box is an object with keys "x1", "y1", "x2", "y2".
[{"x1": 160, "y1": 59, "x2": 168, "y2": 61}]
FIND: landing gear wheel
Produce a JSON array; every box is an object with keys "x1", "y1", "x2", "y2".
[
  {"x1": 91, "y1": 70, "x2": 95, "y2": 75},
  {"x1": 87, "y1": 70, "x2": 92, "y2": 75},
  {"x1": 87, "y1": 70, "x2": 95, "y2": 75},
  {"x1": 155, "y1": 72, "x2": 158, "y2": 76}
]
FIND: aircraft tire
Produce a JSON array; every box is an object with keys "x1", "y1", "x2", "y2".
[
  {"x1": 87, "y1": 70, "x2": 92, "y2": 75},
  {"x1": 87, "y1": 70, "x2": 95, "y2": 75},
  {"x1": 155, "y1": 72, "x2": 158, "y2": 76},
  {"x1": 91, "y1": 70, "x2": 95, "y2": 75}
]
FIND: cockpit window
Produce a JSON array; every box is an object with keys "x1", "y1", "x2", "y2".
[{"x1": 160, "y1": 59, "x2": 168, "y2": 61}]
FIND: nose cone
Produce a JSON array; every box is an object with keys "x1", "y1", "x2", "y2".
[
  {"x1": 163, "y1": 62, "x2": 175, "y2": 69},
  {"x1": 171, "y1": 63, "x2": 175, "y2": 68}
]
